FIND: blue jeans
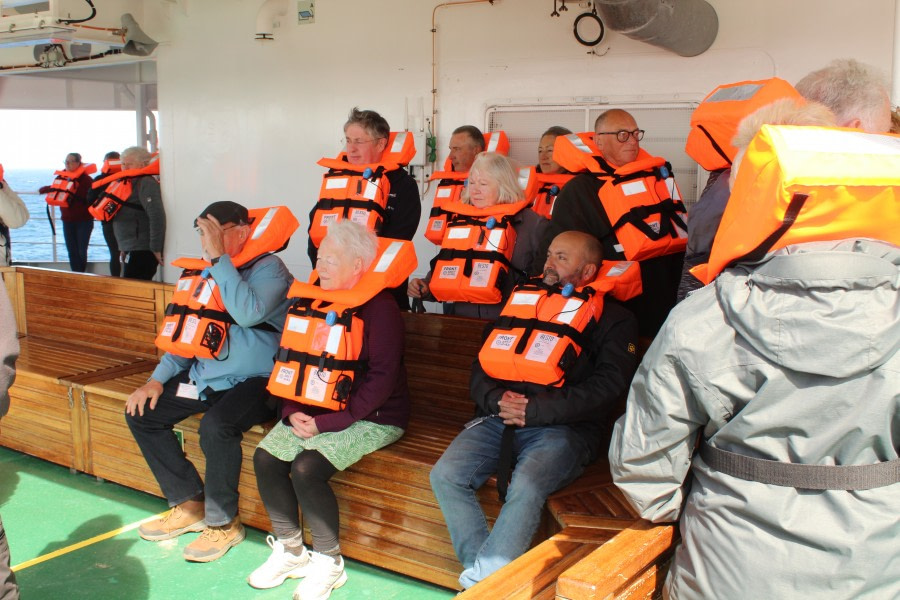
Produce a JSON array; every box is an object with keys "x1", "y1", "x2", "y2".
[
  {"x1": 430, "y1": 416, "x2": 592, "y2": 588},
  {"x1": 125, "y1": 373, "x2": 275, "y2": 526},
  {"x1": 63, "y1": 220, "x2": 93, "y2": 272}
]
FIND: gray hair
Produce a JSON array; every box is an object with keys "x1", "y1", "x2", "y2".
[
  {"x1": 121, "y1": 146, "x2": 153, "y2": 167},
  {"x1": 461, "y1": 152, "x2": 524, "y2": 205},
  {"x1": 452, "y1": 125, "x2": 485, "y2": 152},
  {"x1": 322, "y1": 220, "x2": 378, "y2": 271},
  {"x1": 344, "y1": 107, "x2": 390, "y2": 142},
  {"x1": 795, "y1": 59, "x2": 890, "y2": 132}
]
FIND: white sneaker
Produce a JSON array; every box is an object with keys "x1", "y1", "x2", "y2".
[
  {"x1": 292, "y1": 552, "x2": 347, "y2": 600},
  {"x1": 247, "y1": 535, "x2": 311, "y2": 589}
]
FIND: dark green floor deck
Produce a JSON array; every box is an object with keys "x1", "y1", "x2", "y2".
[{"x1": 0, "y1": 447, "x2": 455, "y2": 599}]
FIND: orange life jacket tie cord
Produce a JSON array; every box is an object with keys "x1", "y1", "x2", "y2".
[{"x1": 272, "y1": 298, "x2": 368, "y2": 411}]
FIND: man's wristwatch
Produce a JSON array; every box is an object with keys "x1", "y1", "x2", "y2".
[{"x1": 210, "y1": 256, "x2": 221, "y2": 265}]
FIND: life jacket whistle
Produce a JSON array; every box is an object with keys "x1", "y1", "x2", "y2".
[
  {"x1": 428, "y1": 198, "x2": 531, "y2": 304},
  {"x1": 268, "y1": 238, "x2": 417, "y2": 411},
  {"x1": 531, "y1": 172, "x2": 574, "y2": 219},
  {"x1": 478, "y1": 260, "x2": 641, "y2": 386},
  {"x1": 308, "y1": 132, "x2": 416, "y2": 248},
  {"x1": 88, "y1": 154, "x2": 160, "y2": 221},
  {"x1": 425, "y1": 131, "x2": 510, "y2": 245},
  {"x1": 554, "y1": 132, "x2": 688, "y2": 261},
  {"x1": 685, "y1": 78, "x2": 802, "y2": 172},
  {"x1": 44, "y1": 163, "x2": 98, "y2": 208},
  {"x1": 692, "y1": 125, "x2": 900, "y2": 285},
  {"x1": 155, "y1": 206, "x2": 299, "y2": 359}
]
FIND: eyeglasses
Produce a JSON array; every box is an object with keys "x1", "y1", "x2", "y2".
[
  {"x1": 595, "y1": 129, "x2": 645, "y2": 143},
  {"x1": 343, "y1": 137, "x2": 385, "y2": 147},
  {"x1": 194, "y1": 224, "x2": 240, "y2": 235}
]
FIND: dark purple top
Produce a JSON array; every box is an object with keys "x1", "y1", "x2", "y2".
[{"x1": 281, "y1": 289, "x2": 411, "y2": 432}]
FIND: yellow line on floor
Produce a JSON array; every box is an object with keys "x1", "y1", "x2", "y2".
[{"x1": 11, "y1": 511, "x2": 168, "y2": 572}]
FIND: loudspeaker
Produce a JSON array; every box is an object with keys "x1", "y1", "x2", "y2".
[{"x1": 121, "y1": 13, "x2": 158, "y2": 56}]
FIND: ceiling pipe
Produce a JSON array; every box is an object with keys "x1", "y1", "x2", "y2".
[
  {"x1": 256, "y1": 0, "x2": 290, "y2": 40},
  {"x1": 594, "y1": 0, "x2": 718, "y2": 57}
]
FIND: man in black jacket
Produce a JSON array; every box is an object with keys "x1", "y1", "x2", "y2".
[{"x1": 430, "y1": 231, "x2": 638, "y2": 590}]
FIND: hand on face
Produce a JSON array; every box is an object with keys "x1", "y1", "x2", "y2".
[{"x1": 195, "y1": 215, "x2": 228, "y2": 261}]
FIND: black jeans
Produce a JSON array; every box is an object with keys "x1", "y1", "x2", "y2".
[
  {"x1": 123, "y1": 250, "x2": 158, "y2": 281},
  {"x1": 63, "y1": 220, "x2": 93, "y2": 273},
  {"x1": 254, "y1": 447, "x2": 340, "y2": 554},
  {"x1": 125, "y1": 373, "x2": 275, "y2": 526}
]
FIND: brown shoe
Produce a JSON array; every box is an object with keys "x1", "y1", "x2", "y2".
[
  {"x1": 138, "y1": 500, "x2": 205, "y2": 541},
  {"x1": 183, "y1": 516, "x2": 245, "y2": 562}
]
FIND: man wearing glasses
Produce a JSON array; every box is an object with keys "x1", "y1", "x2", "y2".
[
  {"x1": 540, "y1": 109, "x2": 683, "y2": 341},
  {"x1": 126, "y1": 201, "x2": 294, "y2": 563}
]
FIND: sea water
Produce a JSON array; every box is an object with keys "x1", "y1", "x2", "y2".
[{"x1": 3, "y1": 168, "x2": 112, "y2": 264}]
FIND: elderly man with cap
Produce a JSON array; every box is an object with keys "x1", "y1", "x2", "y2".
[{"x1": 125, "y1": 201, "x2": 294, "y2": 562}]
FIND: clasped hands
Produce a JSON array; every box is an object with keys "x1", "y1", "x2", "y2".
[{"x1": 498, "y1": 390, "x2": 528, "y2": 427}]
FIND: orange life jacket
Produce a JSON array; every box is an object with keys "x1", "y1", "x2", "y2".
[
  {"x1": 531, "y1": 172, "x2": 575, "y2": 219},
  {"x1": 268, "y1": 238, "x2": 417, "y2": 411},
  {"x1": 155, "y1": 206, "x2": 299, "y2": 359},
  {"x1": 685, "y1": 78, "x2": 802, "y2": 172},
  {"x1": 428, "y1": 198, "x2": 532, "y2": 305},
  {"x1": 553, "y1": 132, "x2": 688, "y2": 261},
  {"x1": 424, "y1": 131, "x2": 511, "y2": 244},
  {"x1": 691, "y1": 125, "x2": 900, "y2": 285},
  {"x1": 88, "y1": 154, "x2": 160, "y2": 221},
  {"x1": 44, "y1": 163, "x2": 97, "y2": 207},
  {"x1": 479, "y1": 260, "x2": 642, "y2": 386},
  {"x1": 100, "y1": 158, "x2": 123, "y2": 176},
  {"x1": 308, "y1": 132, "x2": 416, "y2": 249}
]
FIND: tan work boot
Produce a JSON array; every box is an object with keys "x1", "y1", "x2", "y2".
[
  {"x1": 183, "y1": 515, "x2": 246, "y2": 562},
  {"x1": 138, "y1": 500, "x2": 205, "y2": 541}
]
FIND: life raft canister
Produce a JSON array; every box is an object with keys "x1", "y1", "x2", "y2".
[
  {"x1": 479, "y1": 260, "x2": 642, "y2": 386},
  {"x1": 268, "y1": 238, "x2": 417, "y2": 411},
  {"x1": 692, "y1": 125, "x2": 900, "y2": 285},
  {"x1": 44, "y1": 163, "x2": 98, "y2": 208},
  {"x1": 531, "y1": 172, "x2": 575, "y2": 219},
  {"x1": 155, "y1": 206, "x2": 299, "y2": 360},
  {"x1": 88, "y1": 153, "x2": 160, "y2": 221},
  {"x1": 554, "y1": 132, "x2": 688, "y2": 261},
  {"x1": 425, "y1": 131, "x2": 511, "y2": 245},
  {"x1": 685, "y1": 78, "x2": 802, "y2": 172},
  {"x1": 308, "y1": 132, "x2": 416, "y2": 249},
  {"x1": 428, "y1": 196, "x2": 533, "y2": 305}
]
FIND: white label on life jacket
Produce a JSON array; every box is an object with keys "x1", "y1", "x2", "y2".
[
  {"x1": 180, "y1": 315, "x2": 199, "y2": 344},
  {"x1": 525, "y1": 333, "x2": 560, "y2": 362},
  {"x1": 251, "y1": 207, "x2": 277, "y2": 241},
  {"x1": 490, "y1": 333, "x2": 518, "y2": 350},
  {"x1": 161, "y1": 321, "x2": 177, "y2": 337},
  {"x1": 648, "y1": 220, "x2": 661, "y2": 234},
  {"x1": 436, "y1": 187, "x2": 453, "y2": 198},
  {"x1": 274, "y1": 365, "x2": 296, "y2": 386},
  {"x1": 606, "y1": 262, "x2": 633, "y2": 277},
  {"x1": 470, "y1": 262, "x2": 493, "y2": 288},
  {"x1": 510, "y1": 292, "x2": 540, "y2": 306},
  {"x1": 326, "y1": 177, "x2": 348, "y2": 190},
  {"x1": 320, "y1": 213, "x2": 337, "y2": 227},
  {"x1": 430, "y1": 218, "x2": 445, "y2": 230},
  {"x1": 614, "y1": 243, "x2": 624, "y2": 254},
  {"x1": 667, "y1": 177, "x2": 681, "y2": 201},
  {"x1": 304, "y1": 368, "x2": 328, "y2": 403},
  {"x1": 177, "y1": 278, "x2": 193, "y2": 292},
  {"x1": 439, "y1": 265, "x2": 459, "y2": 280},
  {"x1": 363, "y1": 179, "x2": 378, "y2": 200},
  {"x1": 287, "y1": 316, "x2": 310, "y2": 334},
  {"x1": 391, "y1": 132, "x2": 407, "y2": 154},
  {"x1": 196, "y1": 279, "x2": 216, "y2": 306},
  {"x1": 374, "y1": 241, "x2": 403, "y2": 273},
  {"x1": 325, "y1": 325, "x2": 343, "y2": 355},
  {"x1": 621, "y1": 180, "x2": 647, "y2": 196},
  {"x1": 487, "y1": 228, "x2": 504, "y2": 250},
  {"x1": 448, "y1": 227, "x2": 470, "y2": 240},
  {"x1": 350, "y1": 208, "x2": 369, "y2": 225},
  {"x1": 557, "y1": 299, "x2": 584, "y2": 325}
]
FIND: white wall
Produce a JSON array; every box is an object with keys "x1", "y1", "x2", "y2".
[{"x1": 155, "y1": 0, "x2": 895, "y2": 283}]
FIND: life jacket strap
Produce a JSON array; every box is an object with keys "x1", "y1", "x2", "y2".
[
  {"x1": 273, "y1": 347, "x2": 369, "y2": 407},
  {"x1": 496, "y1": 425, "x2": 517, "y2": 502},
  {"x1": 316, "y1": 197, "x2": 389, "y2": 220},
  {"x1": 492, "y1": 315, "x2": 591, "y2": 357},
  {"x1": 696, "y1": 124, "x2": 733, "y2": 166},
  {"x1": 699, "y1": 442, "x2": 900, "y2": 490},
  {"x1": 430, "y1": 248, "x2": 514, "y2": 278},
  {"x1": 727, "y1": 192, "x2": 808, "y2": 268},
  {"x1": 610, "y1": 197, "x2": 688, "y2": 241}
]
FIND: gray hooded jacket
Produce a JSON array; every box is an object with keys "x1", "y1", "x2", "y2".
[{"x1": 610, "y1": 239, "x2": 900, "y2": 600}]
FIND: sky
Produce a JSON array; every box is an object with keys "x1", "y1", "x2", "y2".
[{"x1": 0, "y1": 109, "x2": 149, "y2": 169}]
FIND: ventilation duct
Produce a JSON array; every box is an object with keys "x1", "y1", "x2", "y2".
[{"x1": 594, "y1": 0, "x2": 718, "y2": 57}]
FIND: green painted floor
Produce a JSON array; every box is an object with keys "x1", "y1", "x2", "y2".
[{"x1": 0, "y1": 447, "x2": 455, "y2": 599}]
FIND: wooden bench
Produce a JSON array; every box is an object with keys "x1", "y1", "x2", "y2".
[{"x1": 1, "y1": 266, "x2": 677, "y2": 597}]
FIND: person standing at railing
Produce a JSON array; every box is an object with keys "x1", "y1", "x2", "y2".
[
  {"x1": 39, "y1": 153, "x2": 94, "y2": 272},
  {"x1": 0, "y1": 166, "x2": 29, "y2": 267},
  {"x1": 87, "y1": 151, "x2": 123, "y2": 277},
  {"x1": 114, "y1": 147, "x2": 166, "y2": 280}
]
